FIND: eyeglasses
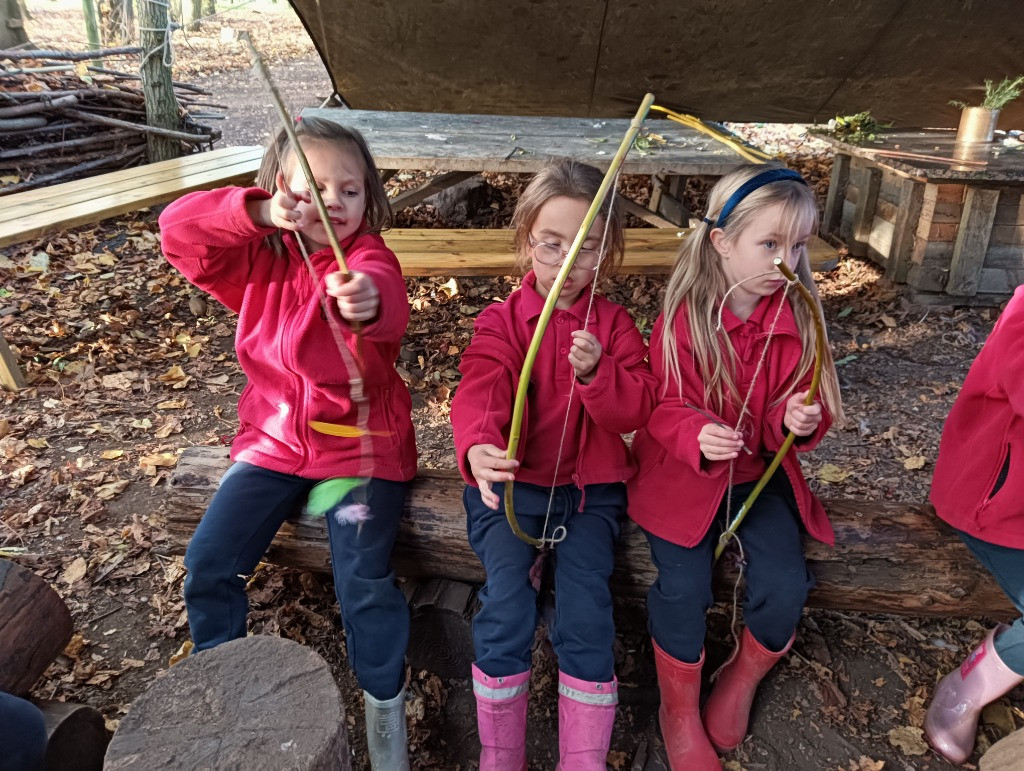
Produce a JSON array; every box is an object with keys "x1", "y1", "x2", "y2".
[{"x1": 528, "y1": 234, "x2": 603, "y2": 272}]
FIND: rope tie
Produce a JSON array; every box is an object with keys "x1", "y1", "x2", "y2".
[
  {"x1": 138, "y1": 0, "x2": 177, "y2": 69},
  {"x1": 537, "y1": 167, "x2": 623, "y2": 547}
]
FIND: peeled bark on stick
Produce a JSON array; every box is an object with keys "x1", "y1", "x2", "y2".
[
  {"x1": 0, "y1": 559, "x2": 74, "y2": 696},
  {"x1": 163, "y1": 446, "x2": 1017, "y2": 618}
]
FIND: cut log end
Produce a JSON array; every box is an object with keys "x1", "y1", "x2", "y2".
[{"x1": 105, "y1": 635, "x2": 350, "y2": 770}]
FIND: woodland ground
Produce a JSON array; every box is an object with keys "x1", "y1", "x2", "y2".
[{"x1": 2, "y1": 3, "x2": 1023, "y2": 770}]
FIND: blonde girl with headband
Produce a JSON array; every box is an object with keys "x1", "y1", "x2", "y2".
[
  {"x1": 160, "y1": 117, "x2": 416, "y2": 770},
  {"x1": 627, "y1": 164, "x2": 845, "y2": 768},
  {"x1": 450, "y1": 159, "x2": 657, "y2": 770}
]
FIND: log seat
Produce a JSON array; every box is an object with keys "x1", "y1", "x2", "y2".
[{"x1": 164, "y1": 446, "x2": 1014, "y2": 619}]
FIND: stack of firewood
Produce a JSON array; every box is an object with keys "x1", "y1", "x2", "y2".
[{"x1": 0, "y1": 48, "x2": 225, "y2": 194}]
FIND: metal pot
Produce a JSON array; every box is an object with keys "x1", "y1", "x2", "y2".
[{"x1": 956, "y1": 106, "x2": 1000, "y2": 143}]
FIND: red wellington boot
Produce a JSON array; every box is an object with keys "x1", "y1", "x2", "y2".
[
  {"x1": 652, "y1": 640, "x2": 721, "y2": 770},
  {"x1": 702, "y1": 627, "x2": 792, "y2": 752}
]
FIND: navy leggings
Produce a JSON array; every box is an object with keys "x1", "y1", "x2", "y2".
[
  {"x1": 0, "y1": 692, "x2": 46, "y2": 771},
  {"x1": 465, "y1": 481, "x2": 624, "y2": 682},
  {"x1": 958, "y1": 530, "x2": 1024, "y2": 675},
  {"x1": 643, "y1": 474, "x2": 814, "y2": 662},
  {"x1": 183, "y1": 462, "x2": 410, "y2": 700}
]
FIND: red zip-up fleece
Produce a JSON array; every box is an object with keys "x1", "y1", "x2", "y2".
[
  {"x1": 628, "y1": 289, "x2": 833, "y2": 547},
  {"x1": 159, "y1": 186, "x2": 416, "y2": 482},
  {"x1": 451, "y1": 271, "x2": 656, "y2": 489},
  {"x1": 931, "y1": 285, "x2": 1024, "y2": 548}
]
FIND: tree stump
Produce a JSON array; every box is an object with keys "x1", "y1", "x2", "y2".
[
  {"x1": 0, "y1": 559, "x2": 73, "y2": 696},
  {"x1": 981, "y1": 727, "x2": 1024, "y2": 771},
  {"x1": 404, "y1": 578, "x2": 477, "y2": 679},
  {"x1": 105, "y1": 636, "x2": 351, "y2": 770},
  {"x1": 36, "y1": 700, "x2": 108, "y2": 771}
]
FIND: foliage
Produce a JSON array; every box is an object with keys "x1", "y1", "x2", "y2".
[
  {"x1": 949, "y1": 75, "x2": 1024, "y2": 110},
  {"x1": 825, "y1": 111, "x2": 881, "y2": 144}
]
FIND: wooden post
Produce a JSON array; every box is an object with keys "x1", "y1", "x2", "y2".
[
  {"x1": 822, "y1": 152, "x2": 850, "y2": 236},
  {"x1": 36, "y1": 700, "x2": 109, "y2": 771},
  {"x1": 947, "y1": 187, "x2": 1000, "y2": 297},
  {"x1": 0, "y1": 334, "x2": 26, "y2": 391},
  {"x1": 886, "y1": 176, "x2": 924, "y2": 283},
  {"x1": 0, "y1": 0, "x2": 29, "y2": 49},
  {"x1": 138, "y1": 0, "x2": 182, "y2": 163},
  {"x1": 81, "y1": 0, "x2": 103, "y2": 66},
  {"x1": 849, "y1": 165, "x2": 881, "y2": 258}
]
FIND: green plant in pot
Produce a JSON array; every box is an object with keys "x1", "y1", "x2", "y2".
[{"x1": 950, "y1": 75, "x2": 1024, "y2": 143}]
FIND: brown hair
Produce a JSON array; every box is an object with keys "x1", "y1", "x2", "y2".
[
  {"x1": 255, "y1": 116, "x2": 393, "y2": 255},
  {"x1": 661, "y1": 163, "x2": 846, "y2": 425},
  {"x1": 510, "y1": 159, "x2": 625, "y2": 279}
]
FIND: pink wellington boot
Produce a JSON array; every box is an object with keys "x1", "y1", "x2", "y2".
[
  {"x1": 472, "y1": 663, "x2": 530, "y2": 771},
  {"x1": 652, "y1": 641, "x2": 721, "y2": 770},
  {"x1": 702, "y1": 627, "x2": 793, "y2": 752},
  {"x1": 556, "y1": 671, "x2": 618, "y2": 770},
  {"x1": 925, "y1": 624, "x2": 1024, "y2": 764}
]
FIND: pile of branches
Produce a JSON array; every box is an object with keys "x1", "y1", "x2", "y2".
[{"x1": 0, "y1": 47, "x2": 225, "y2": 195}]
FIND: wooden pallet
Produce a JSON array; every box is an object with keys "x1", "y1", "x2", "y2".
[
  {"x1": 0, "y1": 145, "x2": 263, "y2": 249},
  {"x1": 388, "y1": 228, "x2": 839, "y2": 275}
]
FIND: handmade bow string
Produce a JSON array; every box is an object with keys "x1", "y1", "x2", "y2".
[
  {"x1": 502, "y1": 93, "x2": 655, "y2": 547},
  {"x1": 712, "y1": 257, "x2": 825, "y2": 562},
  {"x1": 243, "y1": 35, "x2": 373, "y2": 521}
]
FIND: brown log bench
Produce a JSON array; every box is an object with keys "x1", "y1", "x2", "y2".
[{"x1": 165, "y1": 446, "x2": 1015, "y2": 619}]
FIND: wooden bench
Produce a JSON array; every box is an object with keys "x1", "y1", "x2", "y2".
[
  {"x1": 388, "y1": 228, "x2": 839, "y2": 275},
  {"x1": 0, "y1": 145, "x2": 263, "y2": 249}
]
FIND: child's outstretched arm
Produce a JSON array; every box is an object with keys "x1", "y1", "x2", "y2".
[
  {"x1": 323, "y1": 245, "x2": 409, "y2": 343},
  {"x1": 159, "y1": 187, "x2": 277, "y2": 313}
]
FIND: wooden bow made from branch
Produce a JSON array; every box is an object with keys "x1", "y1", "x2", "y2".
[
  {"x1": 713, "y1": 257, "x2": 825, "y2": 562},
  {"x1": 502, "y1": 92, "x2": 655, "y2": 548},
  {"x1": 243, "y1": 35, "x2": 373, "y2": 514}
]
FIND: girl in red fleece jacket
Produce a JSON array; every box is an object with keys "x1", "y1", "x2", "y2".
[
  {"x1": 924, "y1": 286, "x2": 1024, "y2": 764},
  {"x1": 450, "y1": 160, "x2": 656, "y2": 770},
  {"x1": 627, "y1": 165, "x2": 845, "y2": 769},
  {"x1": 159, "y1": 117, "x2": 414, "y2": 770}
]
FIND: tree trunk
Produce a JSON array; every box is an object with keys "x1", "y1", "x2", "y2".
[
  {"x1": 105, "y1": 636, "x2": 350, "y2": 770},
  {"x1": 202, "y1": 0, "x2": 215, "y2": 16},
  {"x1": 0, "y1": 559, "x2": 74, "y2": 696},
  {"x1": 99, "y1": 0, "x2": 133, "y2": 45},
  {"x1": 982, "y1": 728, "x2": 1024, "y2": 771},
  {"x1": 137, "y1": 0, "x2": 181, "y2": 162},
  {"x1": 403, "y1": 577, "x2": 476, "y2": 680},
  {"x1": 35, "y1": 700, "x2": 109, "y2": 771},
  {"x1": 0, "y1": 0, "x2": 29, "y2": 49},
  {"x1": 185, "y1": 0, "x2": 201, "y2": 31},
  {"x1": 164, "y1": 446, "x2": 1017, "y2": 618}
]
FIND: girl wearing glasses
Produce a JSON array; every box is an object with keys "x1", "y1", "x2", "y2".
[{"x1": 451, "y1": 159, "x2": 657, "y2": 770}]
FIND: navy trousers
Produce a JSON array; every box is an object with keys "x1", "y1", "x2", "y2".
[
  {"x1": 643, "y1": 474, "x2": 814, "y2": 662},
  {"x1": 958, "y1": 530, "x2": 1024, "y2": 675},
  {"x1": 183, "y1": 461, "x2": 410, "y2": 699},
  {"x1": 465, "y1": 480, "x2": 624, "y2": 682},
  {"x1": 0, "y1": 692, "x2": 47, "y2": 771}
]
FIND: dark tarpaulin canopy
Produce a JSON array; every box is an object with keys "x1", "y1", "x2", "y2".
[{"x1": 288, "y1": 0, "x2": 1024, "y2": 127}]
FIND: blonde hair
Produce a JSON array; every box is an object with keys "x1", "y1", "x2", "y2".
[
  {"x1": 255, "y1": 117, "x2": 393, "y2": 256},
  {"x1": 661, "y1": 163, "x2": 845, "y2": 425},
  {"x1": 510, "y1": 159, "x2": 625, "y2": 279}
]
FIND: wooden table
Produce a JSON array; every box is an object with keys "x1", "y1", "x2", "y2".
[
  {"x1": 821, "y1": 130, "x2": 1024, "y2": 301},
  {"x1": 300, "y1": 108, "x2": 761, "y2": 227}
]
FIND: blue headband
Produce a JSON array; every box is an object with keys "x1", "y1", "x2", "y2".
[{"x1": 702, "y1": 168, "x2": 808, "y2": 230}]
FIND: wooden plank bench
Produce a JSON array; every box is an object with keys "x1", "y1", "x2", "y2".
[
  {"x1": 0, "y1": 145, "x2": 263, "y2": 249},
  {"x1": 388, "y1": 228, "x2": 839, "y2": 275}
]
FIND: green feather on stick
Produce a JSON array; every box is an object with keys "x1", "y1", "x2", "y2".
[{"x1": 307, "y1": 477, "x2": 371, "y2": 524}]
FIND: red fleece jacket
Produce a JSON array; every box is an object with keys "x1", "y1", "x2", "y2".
[
  {"x1": 931, "y1": 286, "x2": 1024, "y2": 548},
  {"x1": 628, "y1": 290, "x2": 834, "y2": 547},
  {"x1": 159, "y1": 186, "x2": 416, "y2": 482},
  {"x1": 451, "y1": 271, "x2": 656, "y2": 489}
]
